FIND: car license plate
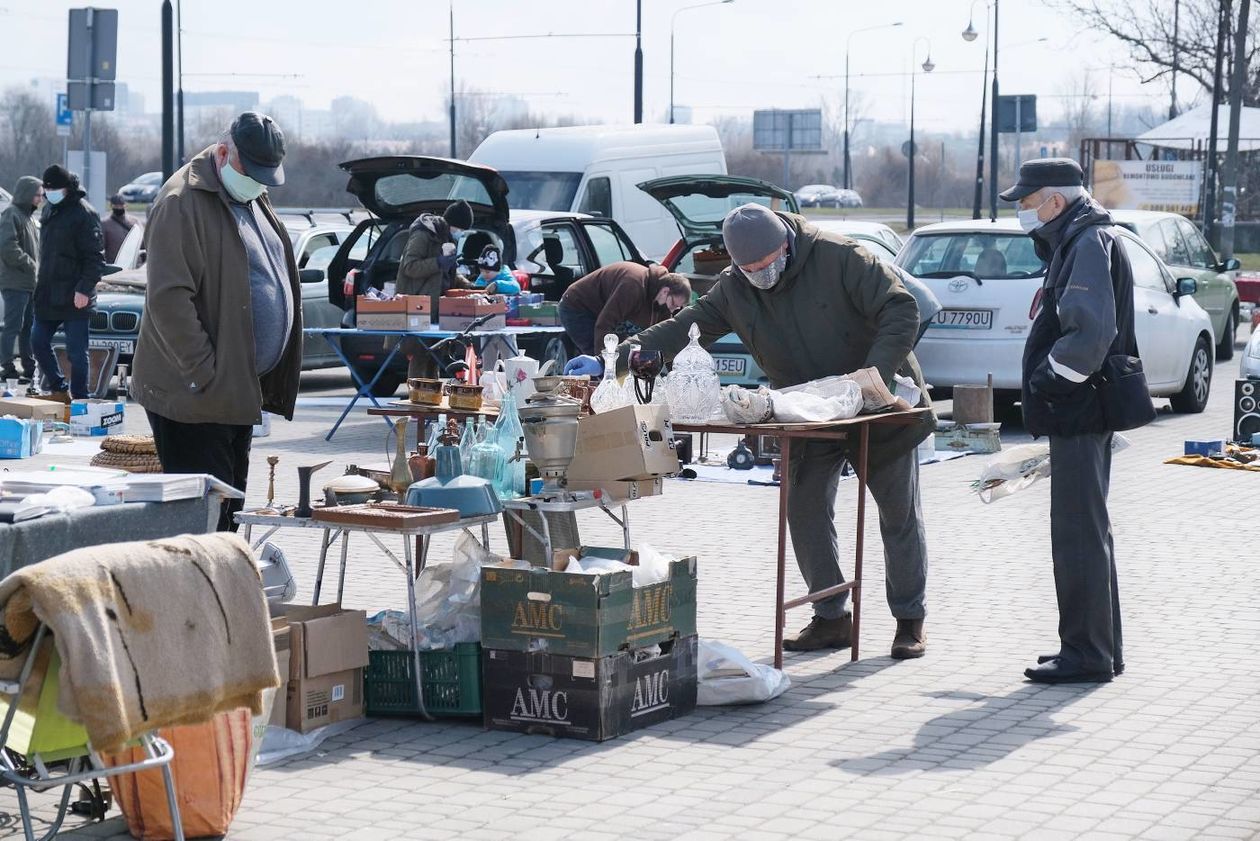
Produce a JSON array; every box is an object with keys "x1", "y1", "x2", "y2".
[
  {"x1": 92, "y1": 339, "x2": 134, "y2": 354},
  {"x1": 932, "y1": 309, "x2": 993, "y2": 330},
  {"x1": 713, "y1": 356, "x2": 746, "y2": 376}
]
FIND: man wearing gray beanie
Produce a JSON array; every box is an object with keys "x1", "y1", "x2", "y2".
[{"x1": 568, "y1": 202, "x2": 935, "y2": 659}]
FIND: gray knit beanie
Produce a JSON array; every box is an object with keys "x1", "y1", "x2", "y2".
[{"x1": 722, "y1": 203, "x2": 788, "y2": 266}]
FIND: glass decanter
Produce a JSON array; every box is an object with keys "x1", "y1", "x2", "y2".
[
  {"x1": 663, "y1": 323, "x2": 722, "y2": 423},
  {"x1": 590, "y1": 333, "x2": 634, "y2": 414},
  {"x1": 492, "y1": 387, "x2": 527, "y2": 499}
]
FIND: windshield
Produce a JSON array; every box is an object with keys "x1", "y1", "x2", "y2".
[
  {"x1": 138, "y1": 172, "x2": 163, "y2": 185},
  {"x1": 898, "y1": 232, "x2": 1046, "y2": 279},
  {"x1": 666, "y1": 190, "x2": 792, "y2": 228},
  {"x1": 499, "y1": 171, "x2": 581, "y2": 212}
]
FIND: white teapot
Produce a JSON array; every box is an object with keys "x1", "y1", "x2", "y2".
[{"x1": 502, "y1": 354, "x2": 554, "y2": 402}]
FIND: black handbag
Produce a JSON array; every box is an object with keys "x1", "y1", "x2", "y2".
[{"x1": 1094, "y1": 352, "x2": 1156, "y2": 431}]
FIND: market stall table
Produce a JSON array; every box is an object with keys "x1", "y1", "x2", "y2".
[
  {"x1": 673, "y1": 408, "x2": 930, "y2": 668},
  {"x1": 305, "y1": 326, "x2": 567, "y2": 440},
  {"x1": 235, "y1": 508, "x2": 497, "y2": 720},
  {"x1": 0, "y1": 497, "x2": 216, "y2": 576},
  {"x1": 368, "y1": 399, "x2": 500, "y2": 448}
]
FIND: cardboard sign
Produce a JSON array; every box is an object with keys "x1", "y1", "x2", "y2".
[{"x1": 566, "y1": 404, "x2": 679, "y2": 481}]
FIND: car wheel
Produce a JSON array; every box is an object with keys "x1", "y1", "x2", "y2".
[
  {"x1": 1215, "y1": 308, "x2": 1237, "y2": 361},
  {"x1": 1169, "y1": 335, "x2": 1213, "y2": 414},
  {"x1": 540, "y1": 336, "x2": 570, "y2": 373}
]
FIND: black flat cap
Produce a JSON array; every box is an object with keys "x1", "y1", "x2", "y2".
[
  {"x1": 1000, "y1": 157, "x2": 1084, "y2": 202},
  {"x1": 230, "y1": 111, "x2": 286, "y2": 187}
]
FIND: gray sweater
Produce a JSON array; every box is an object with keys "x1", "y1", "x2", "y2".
[{"x1": 230, "y1": 201, "x2": 293, "y2": 376}]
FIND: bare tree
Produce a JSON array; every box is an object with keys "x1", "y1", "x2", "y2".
[
  {"x1": 1059, "y1": 71, "x2": 1102, "y2": 152},
  {"x1": 1058, "y1": 0, "x2": 1260, "y2": 104},
  {"x1": 0, "y1": 90, "x2": 58, "y2": 188}
]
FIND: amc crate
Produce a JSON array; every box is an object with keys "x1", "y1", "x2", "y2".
[
  {"x1": 482, "y1": 635, "x2": 697, "y2": 741},
  {"x1": 480, "y1": 556, "x2": 697, "y2": 659}
]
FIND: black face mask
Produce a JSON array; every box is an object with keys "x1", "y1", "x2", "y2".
[{"x1": 111, "y1": 207, "x2": 126, "y2": 218}]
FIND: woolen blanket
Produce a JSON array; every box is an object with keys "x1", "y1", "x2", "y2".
[{"x1": 0, "y1": 532, "x2": 279, "y2": 752}]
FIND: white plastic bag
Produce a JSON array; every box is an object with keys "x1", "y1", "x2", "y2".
[
  {"x1": 632, "y1": 543, "x2": 673, "y2": 587},
  {"x1": 772, "y1": 377, "x2": 865, "y2": 423},
  {"x1": 973, "y1": 443, "x2": 1052, "y2": 504},
  {"x1": 409, "y1": 531, "x2": 525, "y2": 649},
  {"x1": 696, "y1": 639, "x2": 791, "y2": 706}
]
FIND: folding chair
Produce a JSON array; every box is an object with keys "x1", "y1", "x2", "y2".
[{"x1": 0, "y1": 623, "x2": 185, "y2": 841}]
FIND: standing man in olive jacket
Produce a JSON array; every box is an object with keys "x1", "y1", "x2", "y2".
[
  {"x1": 568, "y1": 204, "x2": 935, "y2": 659},
  {"x1": 31, "y1": 165, "x2": 105, "y2": 400},
  {"x1": 0, "y1": 176, "x2": 43, "y2": 382},
  {"x1": 133, "y1": 112, "x2": 302, "y2": 531},
  {"x1": 1004, "y1": 159, "x2": 1141, "y2": 684}
]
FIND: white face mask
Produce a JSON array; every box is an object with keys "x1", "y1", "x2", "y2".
[
  {"x1": 44, "y1": 189, "x2": 65, "y2": 205},
  {"x1": 219, "y1": 154, "x2": 267, "y2": 203},
  {"x1": 1018, "y1": 196, "x2": 1053, "y2": 233}
]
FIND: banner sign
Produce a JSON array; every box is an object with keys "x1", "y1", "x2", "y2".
[{"x1": 1092, "y1": 160, "x2": 1201, "y2": 215}]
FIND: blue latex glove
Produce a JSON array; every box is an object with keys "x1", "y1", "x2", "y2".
[
  {"x1": 564, "y1": 355, "x2": 603, "y2": 377},
  {"x1": 437, "y1": 253, "x2": 458, "y2": 272}
]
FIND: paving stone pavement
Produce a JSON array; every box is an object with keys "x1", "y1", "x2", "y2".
[{"x1": 3, "y1": 354, "x2": 1259, "y2": 840}]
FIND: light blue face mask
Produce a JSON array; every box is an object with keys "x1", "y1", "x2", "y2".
[
  {"x1": 44, "y1": 189, "x2": 65, "y2": 205},
  {"x1": 220, "y1": 156, "x2": 266, "y2": 203}
]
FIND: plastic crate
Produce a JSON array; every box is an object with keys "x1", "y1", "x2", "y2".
[{"x1": 364, "y1": 644, "x2": 481, "y2": 718}]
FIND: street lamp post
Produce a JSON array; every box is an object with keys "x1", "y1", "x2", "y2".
[
  {"x1": 844, "y1": 21, "x2": 903, "y2": 190},
  {"x1": 907, "y1": 37, "x2": 934, "y2": 231},
  {"x1": 670, "y1": 0, "x2": 734, "y2": 125},
  {"x1": 962, "y1": 0, "x2": 990, "y2": 220},
  {"x1": 989, "y1": 0, "x2": 999, "y2": 221},
  {"x1": 634, "y1": 0, "x2": 643, "y2": 123},
  {"x1": 448, "y1": 1, "x2": 456, "y2": 157}
]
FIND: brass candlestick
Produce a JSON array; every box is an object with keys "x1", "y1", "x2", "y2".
[{"x1": 265, "y1": 456, "x2": 279, "y2": 510}]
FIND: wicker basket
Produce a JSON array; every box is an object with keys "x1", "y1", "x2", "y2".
[{"x1": 91, "y1": 435, "x2": 162, "y2": 473}]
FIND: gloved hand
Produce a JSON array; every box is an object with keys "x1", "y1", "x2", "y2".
[
  {"x1": 437, "y1": 253, "x2": 458, "y2": 272},
  {"x1": 564, "y1": 355, "x2": 603, "y2": 377}
]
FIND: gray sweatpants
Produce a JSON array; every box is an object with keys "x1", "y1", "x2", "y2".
[
  {"x1": 786, "y1": 442, "x2": 928, "y2": 621},
  {"x1": 1049, "y1": 433, "x2": 1122, "y2": 672}
]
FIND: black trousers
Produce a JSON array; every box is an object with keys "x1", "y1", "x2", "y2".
[
  {"x1": 147, "y1": 410, "x2": 252, "y2": 532},
  {"x1": 1049, "y1": 432, "x2": 1123, "y2": 672}
]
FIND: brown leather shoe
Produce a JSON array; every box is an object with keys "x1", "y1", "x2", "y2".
[
  {"x1": 891, "y1": 619, "x2": 926, "y2": 659},
  {"x1": 783, "y1": 615, "x2": 852, "y2": 651},
  {"x1": 35, "y1": 390, "x2": 72, "y2": 405}
]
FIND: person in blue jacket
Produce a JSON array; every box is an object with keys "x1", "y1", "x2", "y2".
[{"x1": 473, "y1": 244, "x2": 520, "y2": 295}]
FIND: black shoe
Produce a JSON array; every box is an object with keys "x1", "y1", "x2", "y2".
[
  {"x1": 1038, "y1": 653, "x2": 1124, "y2": 676},
  {"x1": 783, "y1": 615, "x2": 852, "y2": 652},
  {"x1": 1025, "y1": 657, "x2": 1113, "y2": 684}
]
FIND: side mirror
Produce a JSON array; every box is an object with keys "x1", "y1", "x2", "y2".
[
  {"x1": 1175, "y1": 277, "x2": 1198, "y2": 297},
  {"x1": 137, "y1": 249, "x2": 147, "y2": 267},
  {"x1": 299, "y1": 268, "x2": 324, "y2": 284},
  {"x1": 1220, "y1": 257, "x2": 1242, "y2": 272}
]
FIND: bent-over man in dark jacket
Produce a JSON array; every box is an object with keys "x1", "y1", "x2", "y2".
[
  {"x1": 1004, "y1": 158, "x2": 1145, "y2": 684},
  {"x1": 558, "y1": 262, "x2": 691, "y2": 356},
  {"x1": 568, "y1": 204, "x2": 937, "y2": 660},
  {"x1": 31, "y1": 165, "x2": 105, "y2": 400}
]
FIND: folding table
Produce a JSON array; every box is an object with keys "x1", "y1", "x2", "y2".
[{"x1": 672, "y1": 408, "x2": 929, "y2": 668}]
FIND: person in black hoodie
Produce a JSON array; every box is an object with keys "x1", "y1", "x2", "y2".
[
  {"x1": 1002, "y1": 158, "x2": 1147, "y2": 685},
  {"x1": 31, "y1": 165, "x2": 105, "y2": 400}
]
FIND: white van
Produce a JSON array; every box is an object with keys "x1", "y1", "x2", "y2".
[{"x1": 468, "y1": 124, "x2": 727, "y2": 261}]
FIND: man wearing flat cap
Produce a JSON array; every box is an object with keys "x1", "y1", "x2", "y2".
[
  {"x1": 1002, "y1": 157, "x2": 1149, "y2": 684},
  {"x1": 133, "y1": 112, "x2": 302, "y2": 531},
  {"x1": 568, "y1": 203, "x2": 936, "y2": 660}
]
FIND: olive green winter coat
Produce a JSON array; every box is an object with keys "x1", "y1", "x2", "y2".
[{"x1": 623, "y1": 213, "x2": 935, "y2": 467}]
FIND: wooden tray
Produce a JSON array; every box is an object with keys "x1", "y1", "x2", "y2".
[{"x1": 311, "y1": 503, "x2": 461, "y2": 530}]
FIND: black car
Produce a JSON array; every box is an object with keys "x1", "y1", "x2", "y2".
[
  {"x1": 117, "y1": 171, "x2": 163, "y2": 204},
  {"x1": 325, "y1": 156, "x2": 645, "y2": 396}
]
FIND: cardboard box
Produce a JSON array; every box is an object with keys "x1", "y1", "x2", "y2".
[
  {"x1": 269, "y1": 618, "x2": 291, "y2": 729},
  {"x1": 69, "y1": 400, "x2": 125, "y2": 437},
  {"x1": 439, "y1": 296, "x2": 507, "y2": 317},
  {"x1": 355, "y1": 312, "x2": 430, "y2": 332},
  {"x1": 565, "y1": 404, "x2": 680, "y2": 481},
  {"x1": 564, "y1": 477, "x2": 663, "y2": 503},
  {"x1": 550, "y1": 545, "x2": 640, "y2": 571},
  {"x1": 284, "y1": 605, "x2": 369, "y2": 733},
  {"x1": 480, "y1": 556, "x2": 697, "y2": 659},
  {"x1": 482, "y1": 635, "x2": 697, "y2": 741},
  {"x1": 357, "y1": 294, "x2": 432, "y2": 315},
  {"x1": 439, "y1": 313, "x2": 507, "y2": 332},
  {"x1": 0, "y1": 397, "x2": 64, "y2": 424}
]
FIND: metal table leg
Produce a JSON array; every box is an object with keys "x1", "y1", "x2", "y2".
[
  {"x1": 481, "y1": 521, "x2": 490, "y2": 550},
  {"x1": 774, "y1": 436, "x2": 791, "y2": 670},
  {"x1": 403, "y1": 535, "x2": 432, "y2": 721},
  {"x1": 336, "y1": 531, "x2": 350, "y2": 605},
  {"x1": 323, "y1": 332, "x2": 400, "y2": 441},
  {"x1": 311, "y1": 528, "x2": 337, "y2": 605},
  {"x1": 852, "y1": 424, "x2": 869, "y2": 663}
]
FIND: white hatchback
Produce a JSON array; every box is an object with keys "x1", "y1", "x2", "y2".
[{"x1": 897, "y1": 218, "x2": 1217, "y2": 414}]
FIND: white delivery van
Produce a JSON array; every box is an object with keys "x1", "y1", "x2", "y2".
[{"x1": 468, "y1": 124, "x2": 726, "y2": 261}]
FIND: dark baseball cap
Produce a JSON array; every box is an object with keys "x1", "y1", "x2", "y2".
[
  {"x1": 1000, "y1": 158, "x2": 1084, "y2": 202},
  {"x1": 230, "y1": 111, "x2": 286, "y2": 187}
]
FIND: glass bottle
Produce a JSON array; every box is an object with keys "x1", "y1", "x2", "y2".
[
  {"x1": 389, "y1": 417, "x2": 413, "y2": 495},
  {"x1": 468, "y1": 416, "x2": 506, "y2": 487},
  {"x1": 458, "y1": 417, "x2": 475, "y2": 467},
  {"x1": 492, "y1": 388, "x2": 526, "y2": 499},
  {"x1": 591, "y1": 333, "x2": 633, "y2": 414},
  {"x1": 426, "y1": 413, "x2": 447, "y2": 453}
]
